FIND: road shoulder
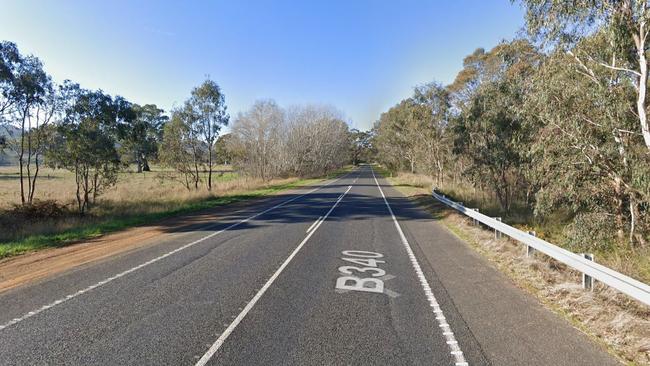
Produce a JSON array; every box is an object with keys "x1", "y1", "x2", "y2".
[{"x1": 377, "y1": 173, "x2": 621, "y2": 366}]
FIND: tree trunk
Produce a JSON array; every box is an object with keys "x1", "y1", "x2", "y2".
[
  {"x1": 26, "y1": 124, "x2": 32, "y2": 204},
  {"x1": 19, "y1": 111, "x2": 26, "y2": 205},
  {"x1": 614, "y1": 177, "x2": 625, "y2": 241},
  {"x1": 635, "y1": 21, "x2": 650, "y2": 150},
  {"x1": 208, "y1": 147, "x2": 213, "y2": 191},
  {"x1": 75, "y1": 165, "x2": 83, "y2": 214},
  {"x1": 29, "y1": 152, "x2": 40, "y2": 204}
]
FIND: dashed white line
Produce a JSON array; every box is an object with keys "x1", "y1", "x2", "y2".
[
  {"x1": 0, "y1": 173, "x2": 355, "y2": 332},
  {"x1": 370, "y1": 167, "x2": 468, "y2": 366},
  {"x1": 194, "y1": 185, "x2": 352, "y2": 366}
]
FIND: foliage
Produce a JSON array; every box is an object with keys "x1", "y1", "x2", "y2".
[
  {"x1": 349, "y1": 128, "x2": 374, "y2": 165},
  {"x1": 46, "y1": 85, "x2": 121, "y2": 214},
  {"x1": 119, "y1": 104, "x2": 168, "y2": 172},
  {"x1": 375, "y1": 32, "x2": 650, "y2": 249},
  {"x1": 185, "y1": 79, "x2": 229, "y2": 190},
  {"x1": 159, "y1": 109, "x2": 203, "y2": 190}
]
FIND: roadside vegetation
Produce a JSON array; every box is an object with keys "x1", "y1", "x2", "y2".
[
  {"x1": 0, "y1": 165, "x2": 349, "y2": 259},
  {"x1": 383, "y1": 170, "x2": 650, "y2": 365},
  {"x1": 372, "y1": 2, "x2": 650, "y2": 288},
  {"x1": 0, "y1": 40, "x2": 354, "y2": 259}
]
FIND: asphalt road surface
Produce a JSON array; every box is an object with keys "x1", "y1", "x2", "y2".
[{"x1": 0, "y1": 166, "x2": 619, "y2": 365}]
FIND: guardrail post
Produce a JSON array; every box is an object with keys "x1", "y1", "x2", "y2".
[
  {"x1": 582, "y1": 253, "x2": 595, "y2": 291},
  {"x1": 469, "y1": 208, "x2": 479, "y2": 226},
  {"x1": 494, "y1": 217, "x2": 502, "y2": 239},
  {"x1": 526, "y1": 231, "x2": 536, "y2": 257}
]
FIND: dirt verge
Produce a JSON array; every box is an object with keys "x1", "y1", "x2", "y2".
[{"x1": 0, "y1": 191, "x2": 287, "y2": 294}]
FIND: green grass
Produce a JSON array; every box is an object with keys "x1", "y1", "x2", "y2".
[{"x1": 0, "y1": 167, "x2": 351, "y2": 259}]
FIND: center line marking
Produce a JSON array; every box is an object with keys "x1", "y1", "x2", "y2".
[
  {"x1": 306, "y1": 216, "x2": 323, "y2": 233},
  {"x1": 195, "y1": 185, "x2": 352, "y2": 366},
  {"x1": 371, "y1": 166, "x2": 468, "y2": 366},
  {"x1": 0, "y1": 172, "x2": 355, "y2": 332}
]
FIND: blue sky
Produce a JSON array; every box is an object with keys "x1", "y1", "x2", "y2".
[{"x1": 0, "y1": 1, "x2": 525, "y2": 130}]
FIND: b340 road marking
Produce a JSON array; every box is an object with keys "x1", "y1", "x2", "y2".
[{"x1": 335, "y1": 250, "x2": 386, "y2": 294}]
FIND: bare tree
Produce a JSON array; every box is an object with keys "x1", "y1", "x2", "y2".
[{"x1": 230, "y1": 100, "x2": 285, "y2": 180}]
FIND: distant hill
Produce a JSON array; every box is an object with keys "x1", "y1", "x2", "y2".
[
  {"x1": 0, "y1": 124, "x2": 19, "y2": 166},
  {"x1": 0, "y1": 124, "x2": 20, "y2": 138}
]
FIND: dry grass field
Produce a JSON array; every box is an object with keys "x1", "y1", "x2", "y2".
[
  {"x1": 0, "y1": 165, "x2": 238, "y2": 210},
  {"x1": 0, "y1": 164, "x2": 339, "y2": 258}
]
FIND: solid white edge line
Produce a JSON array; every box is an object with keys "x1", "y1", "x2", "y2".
[
  {"x1": 370, "y1": 166, "x2": 468, "y2": 365},
  {"x1": 0, "y1": 171, "x2": 356, "y2": 332},
  {"x1": 194, "y1": 185, "x2": 352, "y2": 366},
  {"x1": 306, "y1": 216, "x2": 323, "y2": 233}
]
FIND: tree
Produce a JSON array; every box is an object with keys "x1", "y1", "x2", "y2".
[
  {"x1": 186, "y1": 79, "x2": 229, "y2": 190},
  {"x1": 349, "y1": 129, "x2": 372, "y2": 165},
  {"x1": 525, "y1": 33, "x2": 650, "y2": 247},
  {"x1": 450, "y1": 40, "x2": 540, "y2": 211},
  {"x1": 0, "y1": 41, "x2": 62, "y2": 205},
  {"x1": 47, "y1": 85, "x2": 121, "y2": 214},
  {"x1": 284, "y1": 105, "x2": 350, "y2": 176},
  {"x1": 214, "y1": 133, "x2": 238, "y2": 165},
  {"x1": 159, "y1": 108, "x2": 203, "y2": 190},
  {"x1": 230, "y1": 100, "x2": 284, "y2": 180},
  {"x1": 0, "y1": 41, "x2": 23, "y2": 117},
  {"x1": 412, "y1": 82, "x2": 451, "y2": 184},
  {"x1": 519, "y1": 0, "x2": 650, "y2": 151},
  {"x1": 119, "y1": 104, "x2": 168, "y2": 172}
]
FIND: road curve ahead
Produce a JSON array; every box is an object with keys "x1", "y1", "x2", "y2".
[{"x1": 0, "y1": 166, "x2": 618, "y2": 365}]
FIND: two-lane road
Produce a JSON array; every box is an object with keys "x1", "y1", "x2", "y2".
[{"x1": 0, "y1": 166, "x2": 618, "y2": 365}]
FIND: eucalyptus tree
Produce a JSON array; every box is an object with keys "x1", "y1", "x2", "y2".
[
  {"x1": 349, "y1": 128, "x2": 372, "y2": 166},
  {"x1": 519, "y1": 0, "x2": 650, "y2": 151},
  {"x1": 0, "y1": 41, "x2": 22, "y2": 117},
  {"x1": 213, "y1": 133, "x2": 239, "y2": 165},
  {"x1": 0, "y1": 41, "x2": 62, "y2": 204},
  {"x1": 186, "y1": 79, "x2": 229, "y2": 190},
  {"x1": 525, "y1": 33, "x2": 650, "y2": 247},
  {"x1": 119, "y1": 104, "x2": 168, "y2": 172},
  {"x1": 450, "y1": 40, "x2": 540, "y2": 211},
  {"x1": 412, "y1": 82, "x2": 451, "y2": 184},
  {"x1": 47, "y1": 83, "x2": 121, "y2": 214},
  {"x1": 159, "y1": 108, "x2": 203, "y2": 190},
  {"x1": 374, "y1": 99, "x2": 422, "y2": 173}
]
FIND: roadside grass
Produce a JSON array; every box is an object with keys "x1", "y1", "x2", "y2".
[
  {"x1": 375, "y1": 167, "x2": 650, "y2": 285},
  {"x1": 0, "y1": 166, "x2": 351, "y2": 259},
  {"x1": 376, "y1": 167, "x2": 650, "y2": 365}
]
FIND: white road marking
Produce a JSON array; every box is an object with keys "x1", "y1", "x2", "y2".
[
  {"x1": 306, "y1": 216, "x2": 323, "y2": 233},
  {"x1": 0, "y1": 173, "x2": 355, "y2": 332},
  {"x1": 370, "y1": 167, "x2": 468, "y2": 366},
  {"x1": 194, "y1": 185, "x2": 352, "y2": 366}
]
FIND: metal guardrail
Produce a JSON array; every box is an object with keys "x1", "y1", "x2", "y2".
[{"x1": 432, "y1": 189, "x2": 650, "y2": 307}]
